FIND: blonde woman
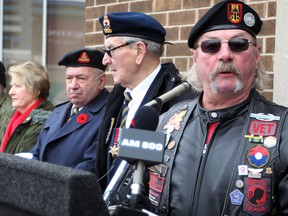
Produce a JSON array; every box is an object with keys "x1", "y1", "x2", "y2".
[{"x1": 0, "y1": 61, "x2": 54, "y2": 154}]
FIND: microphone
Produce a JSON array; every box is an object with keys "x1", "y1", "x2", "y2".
[
  {"x1": 144, "y1": 81, "x2": 191, "y2": 107},
  {"x1": 103, "y1": 106, "x2": 164, "y2": 209},
  {"x1": 118, "y1": 106, "x2": 165, "y2": 209},
  {"x1": 118, "y1": 106, "x2": 164, "y2": 165}
]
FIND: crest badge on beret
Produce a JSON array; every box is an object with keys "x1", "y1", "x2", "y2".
[
  {"x1": 244, "y1": 12, "x2": 256, "y2": 27},
  {"x1": 227, "y1": 3, "x2": 242, "y2": 24},
  {"x1": 77, "y1": 51, "x2": 91, "y2": 64},
  {"x1": 103, "y1": 15, "x2": 112, "y2": 34}
]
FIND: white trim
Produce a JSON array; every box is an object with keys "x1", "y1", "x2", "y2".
[
  {"x1": 274, "y1": 1, "x2": 288, "y2": 106},
  {"x1": 42, "y1": 0, "x2": 47, "y2": 66}
]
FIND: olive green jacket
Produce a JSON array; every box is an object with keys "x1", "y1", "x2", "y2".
[
  {"x1": 0, "y1": 93, "x2": 12, "y2": 144},
  {"x1": 2, "y1": 100, "x2": 54, "y2": 154}
]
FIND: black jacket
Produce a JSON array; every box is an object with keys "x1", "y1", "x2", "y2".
[
  {"x1": 150, "y1": 89, "x2": 288, "y2": 215},
  {"x1": 96, "y1": 62, "x2": 198, "y2": 191}
]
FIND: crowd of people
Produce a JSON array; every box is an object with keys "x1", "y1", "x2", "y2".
[{"x1": 0, "y1": 0, "x2": 288, "y2": 215}]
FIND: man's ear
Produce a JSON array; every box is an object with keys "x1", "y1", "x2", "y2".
[
  {"x1": 191, "y1": 48, "x2": 197, "y2": 64},
  {"x1": 98, "y1": 73, "x2": 107, "y2": 90},
  {"x1": 135, "y1": 41, "x2": 147, "y2": 65}
]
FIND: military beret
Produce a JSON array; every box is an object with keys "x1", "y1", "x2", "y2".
[
  {"x1": 0, "y1": 61, "x2": 6, "y2": 88},
  {"x1": 188, "y1": 0, "x2": 263, "y2": 48},
  {"x1": 58, "y1": 48, "x2": 107, "y2": 71},
  {"x1": 99, "y1": 12, "x2": 166, "y2": 44}
]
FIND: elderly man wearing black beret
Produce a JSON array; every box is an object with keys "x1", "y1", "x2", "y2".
[
  {"x1": 142, "y1": 0, "x2": 288, "y2": 215},
  {"x1": 0, "y1": 61, "x2": 12, "y2": 144},
  {"x1": 30, "y1": 48, "x2": 109, "y2": 174},
  {"x1": 96, "y1": 12, "x2": 199, "y2": 191}
]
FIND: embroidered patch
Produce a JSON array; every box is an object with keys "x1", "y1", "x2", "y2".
[
  {"x1": 246, "y1": 145, "x2": 270, "y2": 168},
  {"x1": 149, "y1": 172, "x2": 165, "y2": 206},
  {"x1": 77, "y1": 51, "x2": 90, "y2": 63},
  {"x1": 244, "y1": 178, "x2": 271, "y2": 215},
  {"x1": 230, "y1": 189, "x2": 244, "y2": 205},
  {"x1": 248, "y1": 120, "x2": 277, "y2": 136},
  {"x1": 227, "y1": 3, "x2": 242, "y2": 24}
]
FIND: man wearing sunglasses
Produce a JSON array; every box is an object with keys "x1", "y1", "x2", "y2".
[
  {"x1": 145, "y1": 0, "x2": 288, "y2": 215},
  {"x1": 96, "y1": 12, "x2": 198, "y2": 192}
]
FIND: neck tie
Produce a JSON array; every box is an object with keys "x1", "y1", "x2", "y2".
[
  {"x1": 68, "y1": 107, "x2": 78, "y2": 122},
  {"x1": 119, "y1": 92, "x2": 132, "y2": 128},
  {"x1": 110, "y1": 92, "x2": 132, "y2": 157}
]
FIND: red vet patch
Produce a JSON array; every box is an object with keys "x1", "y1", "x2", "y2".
[{"x1": 248, "y1": 120, "x2": 277, "y2": 136}]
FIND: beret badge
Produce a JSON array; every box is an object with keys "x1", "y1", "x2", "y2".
[
  {"x1": 103, "y1": 15, "x2": 112, "y2": 34},
  {"x1": 227, "y1": 3, "x2": 242, "y2": 24},
  {"x1": 77, "y1": 51, "x2": 91, "y2": 64},
  {"x1": 244, "y1": 12, "x2": 256, "y2": 27}
]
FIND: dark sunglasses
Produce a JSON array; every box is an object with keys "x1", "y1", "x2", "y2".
[
  {"x1": 102, "y1": 42, "x2": 134, "y2": 57},
  {"x1": 196, "y1": 38, "x2": 257, "y2": 54}
]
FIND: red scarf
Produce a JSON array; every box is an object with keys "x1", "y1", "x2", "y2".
[{"x1": 0, "y1": 98, "x2": 44, "y2": 152}]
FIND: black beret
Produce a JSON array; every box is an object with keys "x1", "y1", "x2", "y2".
[
  {"x1": 99, "y1": 12, "x2": 166, "y2": 44},
  {"x1": 188, "y1": 0, "x2": 263, "y2": 48},
  {"x1": 0, "y1": 61, "x2": 6, "y2": 88},
  {"x1": 58, "y1": 48, "x2": 107, "y2": 71}
]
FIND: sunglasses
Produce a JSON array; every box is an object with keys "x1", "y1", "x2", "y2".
[
  {"x1": 196, "y1": 38, "x2": 256, "y2": 54},
  {"x1": 102, "y1": 42, "x2": 134, "y2": 57}
]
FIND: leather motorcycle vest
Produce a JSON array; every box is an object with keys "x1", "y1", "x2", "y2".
[{"x1": 149, "y1": 90, "x2": 288, "y2": 216}]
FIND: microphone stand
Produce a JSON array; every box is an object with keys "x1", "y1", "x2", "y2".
[
  {"x1": 130, "y1": 161, "x2": 145, "y2": 209},
  {"x1": 111, "y1": 161, "x2": 149, "y2": 216}
]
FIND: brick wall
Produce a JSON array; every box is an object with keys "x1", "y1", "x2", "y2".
[{"x1": 85, "y1": 0, "x2": 276, "y2": 100}]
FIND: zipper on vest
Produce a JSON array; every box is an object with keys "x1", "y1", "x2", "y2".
[{"x1": 189, "y1": 122, "x2": 220, "y2": 215}]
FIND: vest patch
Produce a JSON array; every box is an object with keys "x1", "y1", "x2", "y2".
[
  {"x1": 248, "y1": 120, "x2": 277, "y2": 136},
  {"x1": 244, "y1": 178, "x2": 271, "y2": 215},
  {"x1": 246, "y1": 144, "x2": 270, "y2": 168}
]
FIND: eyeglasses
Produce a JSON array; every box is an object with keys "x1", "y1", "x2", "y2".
[
  {"x1": 102, "y1": 42, "x2": 133, "y2": 57},
  {"x1": 196, "y1": 38, "x2": 256, "y2": 54}
]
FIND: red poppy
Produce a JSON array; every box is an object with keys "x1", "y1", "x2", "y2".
[{"x1": 77, "y1": 114, "x2": 88, "y2": 124}]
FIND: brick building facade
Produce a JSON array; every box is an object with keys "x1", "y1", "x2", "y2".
[{"x1": 84, "y1": 0, "x2": 282, "y2": 102}]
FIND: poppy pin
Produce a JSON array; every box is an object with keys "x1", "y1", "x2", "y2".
[{"x1": 77, "y1": 114, "x2": 88, "y2": 124}]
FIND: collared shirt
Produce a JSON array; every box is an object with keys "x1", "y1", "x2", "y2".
[
  {"x1": 70, "y1": 105, "x2": 83, "y2": 115},
  {"x1": 124, "y1": 64, "x2": 161, "y2": 128}
]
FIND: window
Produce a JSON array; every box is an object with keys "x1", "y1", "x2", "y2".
[{"x1": 2, "y1": 0, "x2": 85, "y2": 104}]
